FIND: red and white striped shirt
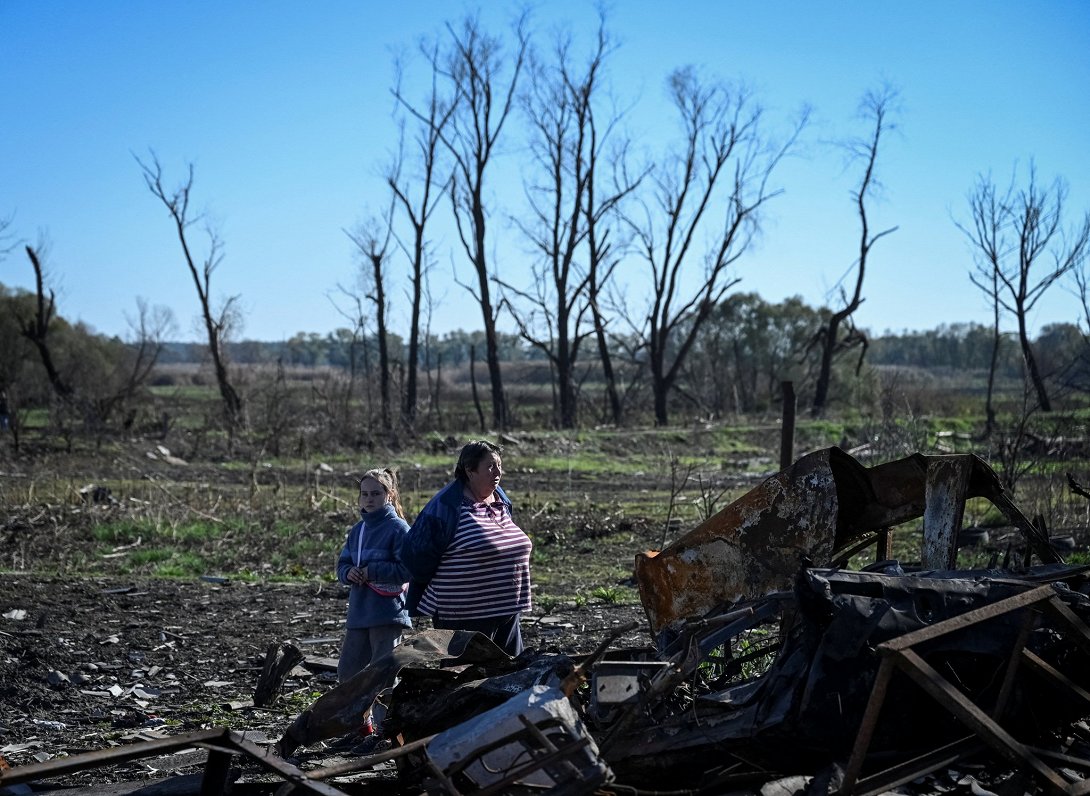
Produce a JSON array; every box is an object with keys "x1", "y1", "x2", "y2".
[{"x1": 417, "y1": 498, "x2": 532, "y2": 620}]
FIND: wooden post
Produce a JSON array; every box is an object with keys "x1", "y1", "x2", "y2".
[{"x1": 780, "y1": 381, "x2": 796, "y2": 472}]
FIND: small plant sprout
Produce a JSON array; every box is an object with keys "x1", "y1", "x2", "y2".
[{"x1": 591, "y1": 585, "x2": 623, "y2": 604}]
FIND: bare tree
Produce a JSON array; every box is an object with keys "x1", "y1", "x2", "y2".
[
  {"x1": 346, "y1": 210, "x2": 396, "y2": 430},
  {"x1": 500, "y1": 21, "x2": 622, "y2": 429},
  {"x1": 627, "y1": 67, "x2": 805, "y2": 426},
  {"x1": 959, "y1": 163, "x2": 1090, "y2": 412},
  {"x1": 389, "y1": 47, "x2": 456, "y2": 428},
  {"x1": 981, "y1": 268, "x2": 1005, "y2": 435},
  {"x1": 329, "y1": 287, "x2": 370, "y2": 428},
  {"x1": 18, "y1": 247, "x2": 172, "y2": 436},
  {"x1": 955, "y1": 179, "x2": 1005, "y2": 434},
  {"x1": 19, "y1": 245, "x2": 74, "y2": 401},
  {"x1": 103, "y1": 297, "x2": 175, "y2": 428},
  {"x1": 1072, "y1": 258, "x2": 1090, "y2": 395},
  {"x1": 586, "y1": 211, "x2": 624, "y2": 424},
  {"x1": 438, "y1": 13, "x2": 529, "y2": 430},
  {"x1": 810, "y1": 86, "x2": 899, "y2": 418},
  {"x1": 137, "y1": 153, "x2": 243, "y2": 430},
  {"x1": 585, "y1": 107, "x2": 642, "y2": 426}
]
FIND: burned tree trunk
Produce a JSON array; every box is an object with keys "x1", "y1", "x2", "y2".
[
  {"x1": 20, "y1": 246, "x2": 74, "y2": 401},
  {"x1": 252, "y1": 642, "x2": 304, "y2": 707}
]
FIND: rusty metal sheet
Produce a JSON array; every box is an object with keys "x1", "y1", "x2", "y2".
[
  {"x1": 635, "y1": 447, "x2": 1063, "y2": 634},
  {"x1": 635, "y1": 448, "x2": 841, "y2": 633}
]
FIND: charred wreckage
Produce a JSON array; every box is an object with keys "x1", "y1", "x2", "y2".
[{"x1": 4, "y1": 447, "x2": 1090, "y2": 795}]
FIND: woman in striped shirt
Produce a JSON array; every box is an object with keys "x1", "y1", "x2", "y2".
[{"x1": 402, "y1": 440, "x2": 533, "y2": 656}]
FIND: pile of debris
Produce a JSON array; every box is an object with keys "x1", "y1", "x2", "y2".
[{"x1": 5, "y1": 447, "x2": 1090, "y2": 795}]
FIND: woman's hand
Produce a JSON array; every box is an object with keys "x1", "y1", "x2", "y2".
[{"x1": 347, "y1": 566, "x2": 369, "y2": 585}]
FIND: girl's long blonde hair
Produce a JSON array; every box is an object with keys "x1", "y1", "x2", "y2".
[{"x1": 360, "y1": 468, "x2": 405, "y2": 519}]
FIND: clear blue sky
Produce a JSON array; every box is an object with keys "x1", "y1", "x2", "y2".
[{"x1": 3, "y1": 0, "x2": 1088, "y2": 343}]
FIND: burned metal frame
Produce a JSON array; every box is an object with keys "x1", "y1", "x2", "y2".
[
  {"x1": 635, "y1": 447, "x2": 1061, "y2": 635},
  {"x1": 278, "y1": 628, "x2": 518, "y2": 757},
  {"x1": 0, "y1": 727, "x2": 351, "y2": 795},
  {"x1": 596, "y1": 597, "x2": 786, "y2": 758},
  {"x1": 841, "y1": 584, "x2": 1090, "y2": 796}
]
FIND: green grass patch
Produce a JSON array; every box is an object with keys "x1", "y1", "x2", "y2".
[
  {"x1": 148, "y1": 385, "x2": 219, "y2": 400},
  {"x1": 174, "y1": 521, "x2": 228, "y2": 541},
  {"x1": 92, "y1": 520, "x2": 149, "y2": 543},
  {"x1": 129, "y1": 548, "x2": 173, "y2": 566},
  {"x1": 154, "y1": 552, "x2": 205, "y2": 577},
  {"x1": 284, "y1": 537, "x2": 333, "y2": 560}
]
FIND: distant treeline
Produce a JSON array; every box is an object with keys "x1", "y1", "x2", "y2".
[
  {"x1": 157, "y1": 310, "x2": 1083, "y2": 379},
  {"x1": 4, "y1": 280, "x2": 1088, "y2": 447}
]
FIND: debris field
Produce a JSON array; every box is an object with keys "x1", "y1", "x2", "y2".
[{"x1": 4, "y1": 447, "x2": 1090, "y2": 795}]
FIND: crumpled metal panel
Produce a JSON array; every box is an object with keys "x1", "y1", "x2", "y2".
[
  {"x1": 425, "y1": 684, "x2": 613, "y2": 793},
  {"x1": 635, "y1": 447, "x2": 1062, "y2": 634},
  {"x1": 635, "y1": 448, "x2": 841, "y2": 633},
  {"x1": 853, "y1": 452, "x2": 1058, "y2": 566}
]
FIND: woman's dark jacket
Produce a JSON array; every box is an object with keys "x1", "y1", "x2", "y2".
[{"x1": 401, "y1": 480, "x2": 512, "y2": 616}]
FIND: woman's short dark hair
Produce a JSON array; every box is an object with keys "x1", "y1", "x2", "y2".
[{"x1": 454, "y1": 440, "x2": 502, "y2": 483}]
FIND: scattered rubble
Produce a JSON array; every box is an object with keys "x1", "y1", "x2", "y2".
[{"x1": 4, "y1": 447, "x2": 1090, "y2": 794}]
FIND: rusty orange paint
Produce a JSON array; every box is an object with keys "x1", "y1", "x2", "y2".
[
  {"x1": 636, "y1": 448, "x2": 841, "y2": 633},
  {"x1": 635, "y1": 447, "x2": 1061, "y2": 634}
]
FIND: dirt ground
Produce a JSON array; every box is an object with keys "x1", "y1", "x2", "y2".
[
  {"x1": 0, "y1": 437, "x2": 694, "y2": 791},
  {"x1": 0, "y1": 573, "x2": 648, "y2": 791}
]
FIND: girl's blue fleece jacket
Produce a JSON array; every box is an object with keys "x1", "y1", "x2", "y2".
[{"x1": 336, "y1": 504, "x2": 412, "y2": 630}]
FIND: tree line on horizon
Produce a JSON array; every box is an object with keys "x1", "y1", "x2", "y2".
[
  {"x1": 3, "y1": 270, "x2": 1089, "y2": 455},
  {"x1": 3, "y1": 10, "x2": 1088, "y2": 447}
]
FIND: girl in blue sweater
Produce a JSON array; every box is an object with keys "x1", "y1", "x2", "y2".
[{"x1": 335, "y1": 468, "x2": 412, "y2": 682}]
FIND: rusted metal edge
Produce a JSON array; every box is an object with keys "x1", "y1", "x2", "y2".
[{"x1": 921, "y1": 456, "x2": 972, "y2": 569}]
